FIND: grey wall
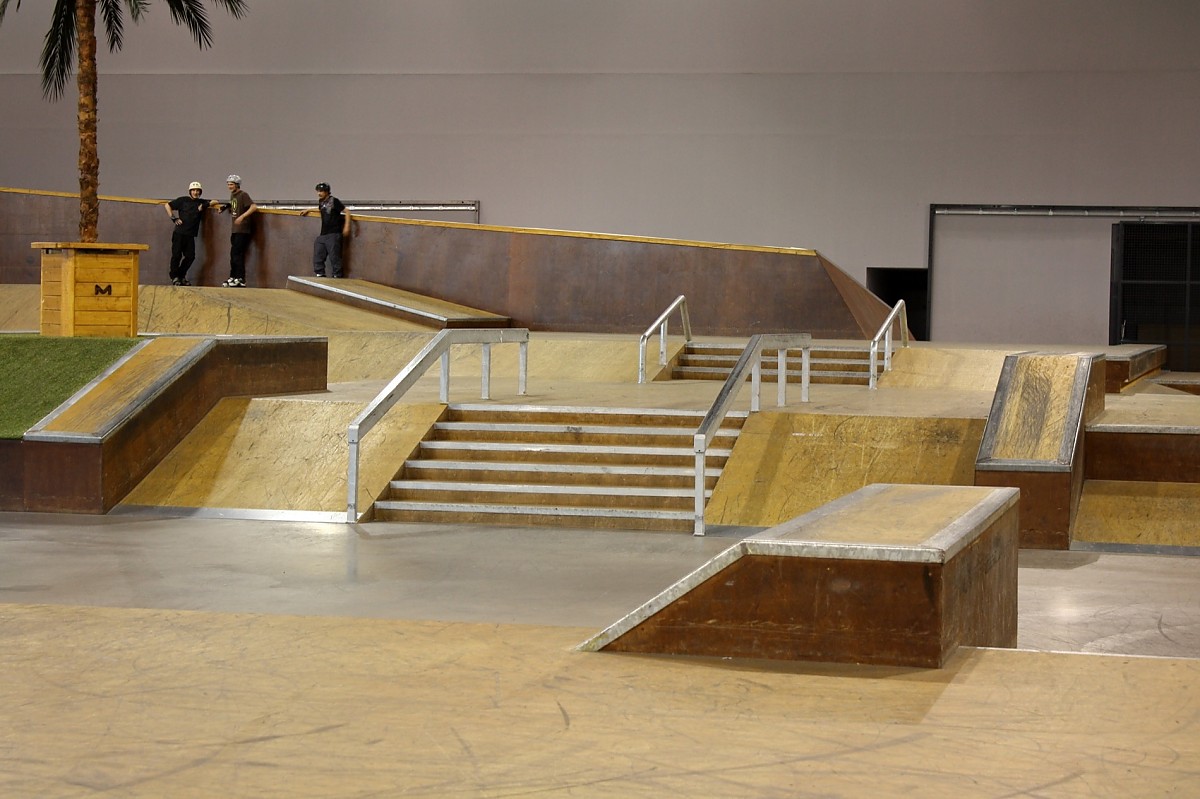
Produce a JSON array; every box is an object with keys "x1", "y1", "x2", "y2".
[
  {"x1": 932, "y1": 214, "x2": 1115, "y2": 344},
  {"x1": 3, "y1": 0, "x2": 1200, "y2": 343}
]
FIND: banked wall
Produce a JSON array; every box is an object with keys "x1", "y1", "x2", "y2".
[{"x1": 1, "y1": 188, "x2": 891, "y2": 338}]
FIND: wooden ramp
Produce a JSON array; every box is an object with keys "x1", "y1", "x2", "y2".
[
  {"x1": 287, "y1": 276, "x2": 510, "y2": 329},
  {"x1": 581, "y1": 484, "x2": 1020, "y2": 668}
]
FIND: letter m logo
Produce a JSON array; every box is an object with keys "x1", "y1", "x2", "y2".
[{"x1": 95, "y1": 284, "x2": 112, "y2": 295}]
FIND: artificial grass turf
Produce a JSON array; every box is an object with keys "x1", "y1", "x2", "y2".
[{"x1": 0, "y1": 335, "x2": 140, "y2": 439}]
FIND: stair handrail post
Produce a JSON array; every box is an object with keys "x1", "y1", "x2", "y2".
[
  {"x1": 751, "y1": 354, "x2": 762, "y2": 413},
  {"x1": 758, "y1": 333, "x2": 813, "y2": 406},
  {"x1": 869, "y1": 341, "x2": 879, "y2": 390},
  {"x1": 518, "y1": 341, "x2": 528, "y2": 395},
  {"x1": 801, "y1": 345, "x2": 811, "y2": 403},
  {"x1": 346, "y1": 427, "x2": 361, "y2": 523},
  {"x1": 637, "y1": 295, "x2": 692, "y2": 384},
  {"x1": 693, "y1": 432, "x2": 707, "y2": 536},
  {"x1": 869, "y1": 299, "x2": 909, "y2": 390},
  {"x1": 659, "y1": 320, "x2": 669, "y2": 370},
  {"x1": 345, "y1": 328, "x2": 530, "y2": 523},
  {"x1": 776, "y1": 347, "x2": 787, "y2": 407},
  {"x1": 440, "y1": 350, "x2": 451, "y2": 402},
  {"x1": 481, "y1": 342, "x2": 492, "y2": 400}
]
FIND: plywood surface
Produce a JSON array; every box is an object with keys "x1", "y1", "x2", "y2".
[
  {"x1": 39, "y1": 337, "x2": 206, "y2": 435},
  {"x1": 766, "y1": 483, "x2": 1011, "y2": 549},
  {"x1": 1074, "y1": 479, "x2": 1200, "y2": 547},
  {"x1": 706, "y1": 412, "x2": 985, "y2": 527},
  {"x1": 988, "y1": 353, "x2": 1079, "y2": 462},
  {"x1": 139, "y1": 285, "x2": 429, "y2": 336},
  {"x1": 1, "y1": 603, "x2": 1196, "y2": 798},
  {"x1": 122, "y1": 396, "x2": 444, "y2": 512}
]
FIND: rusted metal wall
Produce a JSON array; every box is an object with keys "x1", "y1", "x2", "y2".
[{"x1": 2, "y1": 189, "x2": 885, "y2": 337}]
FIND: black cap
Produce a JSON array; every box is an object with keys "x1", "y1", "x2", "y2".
[{"x1": 315, "y1": 182, "x2": 331, "y2": 192}]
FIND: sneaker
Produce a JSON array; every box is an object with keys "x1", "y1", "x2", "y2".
[
  {"x1": 179, "y1": 277, "x2": 191, "y2": 286},
  {"x1": 221, "y1": 278, "x2": 233, "y2": 287},
  {"x1": 231, "y1": 278, "x2": 246, "y2": 287},
  {"x1": 170, "y1": 277, "x2": 183, "y2": 286},
  {"x1": 314, "y1": 272, "x2": 326, "y2": 278}
]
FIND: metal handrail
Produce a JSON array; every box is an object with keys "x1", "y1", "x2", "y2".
[
  {"x1": 692, "y1": 332, "x2": 812, "y2": 536},
  {"x1": 638, "y1": 295, "x2": 692, "y2": 384},
  {"x1": 868, "y1": 300, "x2": 910, "y2": 389},
  {"x1": 346, "y1": 327, "x2": 530, "y2": 522}
]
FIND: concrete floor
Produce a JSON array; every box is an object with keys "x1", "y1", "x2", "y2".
[
  {"x1": 2, "y1": 510, "x2": 1198, "y2": 658},
  {"x1": 3, "y1": 511, "x2": 1200, "y2": 797}
]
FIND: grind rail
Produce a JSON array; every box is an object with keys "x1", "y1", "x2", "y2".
[
  {"x1": 346, "y1": 328, "x2": 529, "y2": 522},
  {"x1": 692, "y1": 332, "x2": 812, "y2": 536}
]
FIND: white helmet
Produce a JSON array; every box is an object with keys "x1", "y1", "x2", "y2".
[
  {"x1": 188, "y1": 181, "x2": 202, "y2": 191},
  {"x1": 226, "y1": 174, "x2": 241, "y2": 185}
]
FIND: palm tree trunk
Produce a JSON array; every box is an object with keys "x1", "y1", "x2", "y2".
[{"x1": 76, "y1": 0, "x2": 99, "y2": 243}]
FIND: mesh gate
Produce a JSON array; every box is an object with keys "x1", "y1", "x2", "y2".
[{"x1": 1111, "y1": 222, "x2": 1200, "y2": 371}]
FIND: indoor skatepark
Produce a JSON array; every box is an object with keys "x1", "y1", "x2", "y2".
[{"x1": 2, "y1": 202, "x2": 1200, "y2": 794}]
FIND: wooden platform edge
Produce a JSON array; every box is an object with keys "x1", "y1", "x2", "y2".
[{"x1": 286, "y1": 276, "x2": 510, "y2": 329}]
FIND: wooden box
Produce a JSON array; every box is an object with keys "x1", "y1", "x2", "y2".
[{"x1": 34, "y1": 241, "x2": 147, "y2": 337}]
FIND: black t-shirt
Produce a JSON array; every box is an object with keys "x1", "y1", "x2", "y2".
[
  {"x1": 168, "y1": 196, "x2": 208, "y2": 237},
  {"x1": 318, "y1": 196, "x2": 346, "y2": 236}
]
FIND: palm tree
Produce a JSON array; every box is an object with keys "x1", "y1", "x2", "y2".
[{"x1": 0, "y1": 0, "x2": 248, "y2": 242}]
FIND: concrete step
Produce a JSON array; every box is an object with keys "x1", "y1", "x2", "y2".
[
  {"x1": 372, "y1": 500, "x2": 694, "y2": 532},
  {"x1": 684, "y1": 342, "x2": 872, "y2": 357},
  {"x1": 415, "y1": 440, "x2": 729, "y2": 467},
  {"x1": 373, "y1": 403, "x2": 737, "y2": 533},
  {"x1": 679, "y1": 354, "x2": 871, "y2": 369},
  {"x1": 388, "y1": 480, "x2": 703, "y2": 509},
  {"x1": 430, "y1": 421, "x2": 739, "y2": 445},
  {"x1": 401, "y1": 460, "x2": 720, "y2": 488},
  {"x1": 447, "y1": 404, "x2": 747, "y2": 429},
  {"x1": 673, "y1": 365, "x2": 871, "y2": 383}
]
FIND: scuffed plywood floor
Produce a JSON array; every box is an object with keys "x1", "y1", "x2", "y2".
[{"x1": 1, "y1": 603, "x2": 1197, "y2": 798}]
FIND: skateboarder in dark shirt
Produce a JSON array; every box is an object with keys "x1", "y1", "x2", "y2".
[{"x1": 163, "y1": 181, "x2": 210, "y2": 286}]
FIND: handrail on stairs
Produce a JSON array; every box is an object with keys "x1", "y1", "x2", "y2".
[
  {"x1": 345, "y1": 327, "x2": 530, "y2": 523},
  {"x1": 691, "y1": 332, "x2": 812, "y2": 537},
  {"x1": 638, "y1": 295, "x2": 692, "y2": 384},
  {"x1": 868, "y1": 300, "x2": 910, "y2": 389}
]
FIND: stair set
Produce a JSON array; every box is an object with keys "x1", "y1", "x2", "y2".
[
  {"x1": 673, "y1": 341, "x2": 874, "y2": 385},
  {"x1": 373, "y1": 405, "x2": 747, "y2": 531}
]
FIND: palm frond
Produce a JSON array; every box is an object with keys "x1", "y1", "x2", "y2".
[
  {"x1": 0, "y1": 0, "x2": 23, "y2": 25},
  {"x1": 99, "y1": 0, "x2": 125, "y2": 51},
  {"x1": 165, "y1": 0, "x2": 247, "y2": 48},
  {"x1": 165, "y1": 0, "x2": 211, "y2": 47},
  {"x1": 39, "y1": 0, "x2": 77, "y2": 100}
]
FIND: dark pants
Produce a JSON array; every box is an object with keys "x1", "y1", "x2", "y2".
[
  {"x1": 229, "y1": 231, "x2": 253, "y2": 281},
  {"x1": 169, "y1": 230, "x2": 196, "y2": 280},
  {"x1": 313, "y1": 233, "x2": 343, "y2": 277}
]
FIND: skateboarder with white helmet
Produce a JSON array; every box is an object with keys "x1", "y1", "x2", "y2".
[
  {"x1": 163, "y1": 181, "x2": 210, "y2": 285},
  {"x1": 212, "y1": 174, "x2": 257, "y2": 287}
]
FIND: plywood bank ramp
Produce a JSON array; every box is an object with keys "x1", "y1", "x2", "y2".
[
  {"x1": 121, "y1": 396, "x2": 444, "y2": 516},
  {"x1": 287, "y1": 277, "x2": 510, "y2": 329},
  {"x1": 705, "y1": 412, "x2": 986, "y2": 528},
  {"x1": 13, "y1": 336, "x2": 326, "y2": 513},
  {"x1": 581, "y1": 484, "x2": 1019, "y2": 668},
  {"x1": 974, "y1": 352, "x2": 1104, "y2": 549},
  {"x1": 139, "y1": 285, "x2": 429, "y2": 336}
]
